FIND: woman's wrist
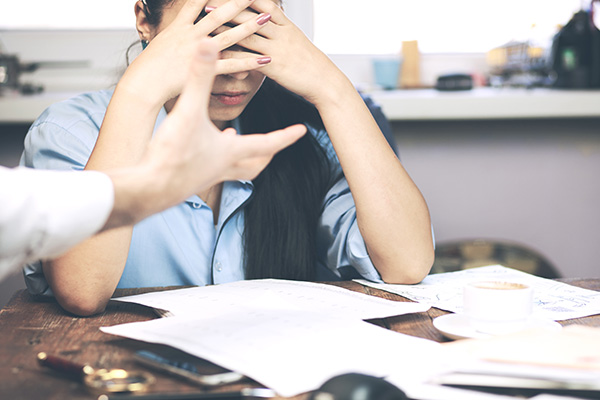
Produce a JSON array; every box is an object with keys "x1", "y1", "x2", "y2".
[
  {"x1": 85, "y1": 79, "x2": 166, "y2": 171},
  {"x1": 113, "y1": 75, "x2": 167, "y2": 114},
  {"x1": 312, "y1": 74, "x2": 359, "y2": 114}
]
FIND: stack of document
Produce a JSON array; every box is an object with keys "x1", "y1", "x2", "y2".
[
  {"x1": 102, "y1": 279, "x2": 438, "y2": 397},
  {"x1": 356, "y1": 265, "x2": 600, "y2": 399},
  {"x1": 428, "y1": 325, "x2": 600, "y2": 398},
  {"x1": 102, "y1": 268, "x2": 600, "y2": 398}
]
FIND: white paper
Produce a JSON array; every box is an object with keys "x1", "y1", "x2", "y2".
[
  {"x1": 112, "y1": 278, "x2": 430, "y2": 320},
  {"x1": 104, "y1": 280, "x2": 435, "y2": 397},
  {"x1": 102, "y1": 309, "x2": 440, "y2": 397},
  {"x1": 386, "y1": 352, "x2": 518, "y2": 400},
  {"x1": 355, "y1": 265, "x2": 600, "y2": 321},
  {"x1": 388, "y1": 326, "x2": 600, "y2": 399}
]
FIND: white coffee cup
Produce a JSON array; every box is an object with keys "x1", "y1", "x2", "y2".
[{"x1": 463, "y1": 281, "x2": 533, "y2": 335}]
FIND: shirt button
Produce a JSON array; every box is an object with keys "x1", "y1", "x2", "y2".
[
  {"x1": 215, "y1": 261, "x2": 223, "y2": 272},
  {"x1": 192, "y1": 202, "x2": 201, "y2": 209}
]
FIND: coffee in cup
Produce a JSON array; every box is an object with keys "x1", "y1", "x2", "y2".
[{"x1": 463, "y1": 281, "x2": 533, "y2": 335}]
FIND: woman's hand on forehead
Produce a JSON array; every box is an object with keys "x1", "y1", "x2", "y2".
[
  {"x1": 202, "y1": 0, "x2": 283, "y2": 49},
  {"x1": 203, "y1": 0, "x2": 282, "y2": 25},
  {"x1": 184, "y1": 0, "x2": 273, "y2": 54}
]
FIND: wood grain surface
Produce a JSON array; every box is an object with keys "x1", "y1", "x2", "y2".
[{"x1": 1, "y1": 279, "x2": 598, "y2": 400}]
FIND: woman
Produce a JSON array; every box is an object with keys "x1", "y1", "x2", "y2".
[{"x1": 22, "y1": 0, "x2": 434, "y2": 316}]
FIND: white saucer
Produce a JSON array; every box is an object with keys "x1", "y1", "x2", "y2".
[{"x1": 433, "y1": 313, "x2": 562, "y2": 340}]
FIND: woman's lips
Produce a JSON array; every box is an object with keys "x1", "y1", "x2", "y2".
[{"x1": 212, "y1": 92, "x2": 248, "y2": 106}]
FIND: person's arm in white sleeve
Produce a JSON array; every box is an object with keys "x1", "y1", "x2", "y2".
[{"x1": 0, "y1": 167, "x2": 114, "y2": 281}]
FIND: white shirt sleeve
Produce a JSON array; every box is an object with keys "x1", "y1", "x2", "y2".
[{"x1": 0, "y1": 166, "x2": 114, "y2": 281}]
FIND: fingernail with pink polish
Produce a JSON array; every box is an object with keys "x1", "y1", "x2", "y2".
[
  {"x1": 205, "y1": 6, "x2": 216, "y2": 12},
  {"x1": 257, "y1": 56, "x2": 272, "y2": 65},
  {"x1": 256, "y1": 13, "x2": 271, "y2": 25}
]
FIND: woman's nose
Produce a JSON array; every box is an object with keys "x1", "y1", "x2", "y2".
[{"x1": 228, "y1": 71, "x2": 250, "y2": 80}]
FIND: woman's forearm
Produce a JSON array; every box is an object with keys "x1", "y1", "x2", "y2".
[
  {"x1": 43, "y1": 227, "x2": 132, "y2": 316},
  {"x1": 87, "y1": 79, "x2": 166, "y2": 170},
  {"x1": 45, "y1": 81, "x2": 164, "y2": 316},
  {"x1": 315, "y1": 79, "x2": 434, "y2": 284}
]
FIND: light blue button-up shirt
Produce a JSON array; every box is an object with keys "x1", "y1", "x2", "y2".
[{"x1": 20, "y1": 90, "x2": 383, "y2": 297}]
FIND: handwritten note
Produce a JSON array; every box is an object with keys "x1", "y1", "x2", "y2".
[{"x1": 355, "y1": 265, "x2": 600, "y2": 321}]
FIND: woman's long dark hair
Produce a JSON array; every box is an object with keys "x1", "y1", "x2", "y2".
[{"x1": 240, "y1": 79, "x2": 335, "y2": 281}]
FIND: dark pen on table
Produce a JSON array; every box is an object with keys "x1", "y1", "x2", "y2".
[{"x1": 37, "y1": 352, "x2": 155, "y2": 394}]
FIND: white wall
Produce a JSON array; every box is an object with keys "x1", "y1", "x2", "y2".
[{"x1": 283, "y1": 0, "x2": 314, "y2": 39}]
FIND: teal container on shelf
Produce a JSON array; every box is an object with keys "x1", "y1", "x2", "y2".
[{"x1": 372, "y1": 58, "x2": 402, "y2": 90}]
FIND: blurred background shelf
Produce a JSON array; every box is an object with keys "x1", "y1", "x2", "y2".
[
  {"x1": 368, "y1": 88, "x2": 600, "y2": 121},
  {"x1": 3, "y1": 88, "x2": 600, "y2": 125}
]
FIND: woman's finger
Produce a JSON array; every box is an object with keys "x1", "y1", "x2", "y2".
[
  {"x1": 210, "y1": 12, "x2": 272, "y2": 51},
  {"x1": 230, "y1": 32, "x2": 270, "y2": 55},
  {"x1": 215, "y1": 55, "x2": 271, "y2": 76},
  {"x1": 196, "y1": 0, "x2": 257, "y2": 35},
  {"x1": 211, "y1": 17, "x2": 276, "y2": 39},
  {"x1": 249, "y1": 0, "x2": 287, "y2": 25}
]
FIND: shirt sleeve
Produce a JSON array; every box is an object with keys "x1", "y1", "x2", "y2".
[
  {"x1": 316, "y1": 176, "x2": 384, "y2": 283},
  {"x1": 310, "y1": 126, "x2": 384, "y2": 283},
  {"x1": 0, "y1": 166, "x2": 114, "y2": 283}
]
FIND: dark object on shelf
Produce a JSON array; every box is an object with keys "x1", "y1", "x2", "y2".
[
  {"x1": 0, "y1": 54, "x2": 88, "y2": 95},
  {"x1": 550, "y1": 10, "x2": 600, "y2": 88},
  {"x1": 486, "y1": 40, "x2": 554, "y2": 88},
  {"x1": 0, "y1": 54, "x2": 20, "y2": 90},
  {"x1": 435, "y1": 73, "x2": 473, "y2": 91}
]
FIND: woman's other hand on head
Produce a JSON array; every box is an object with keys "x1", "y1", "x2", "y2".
[{"x1": 228, "y1": 0, "x2": 347, "y2": 106}]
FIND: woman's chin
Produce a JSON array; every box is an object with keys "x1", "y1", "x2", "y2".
[{"x1": 209, "y1": 108, "x2": 245, "y2": 129}]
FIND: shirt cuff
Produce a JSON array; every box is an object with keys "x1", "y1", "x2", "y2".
[{"x1": 347, "y1": 222, "x2": 383, "y2": 283}]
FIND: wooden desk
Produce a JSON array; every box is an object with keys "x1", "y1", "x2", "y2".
[{"x1": 1, "y1": 279, "x2": 599, "y2": 400}]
